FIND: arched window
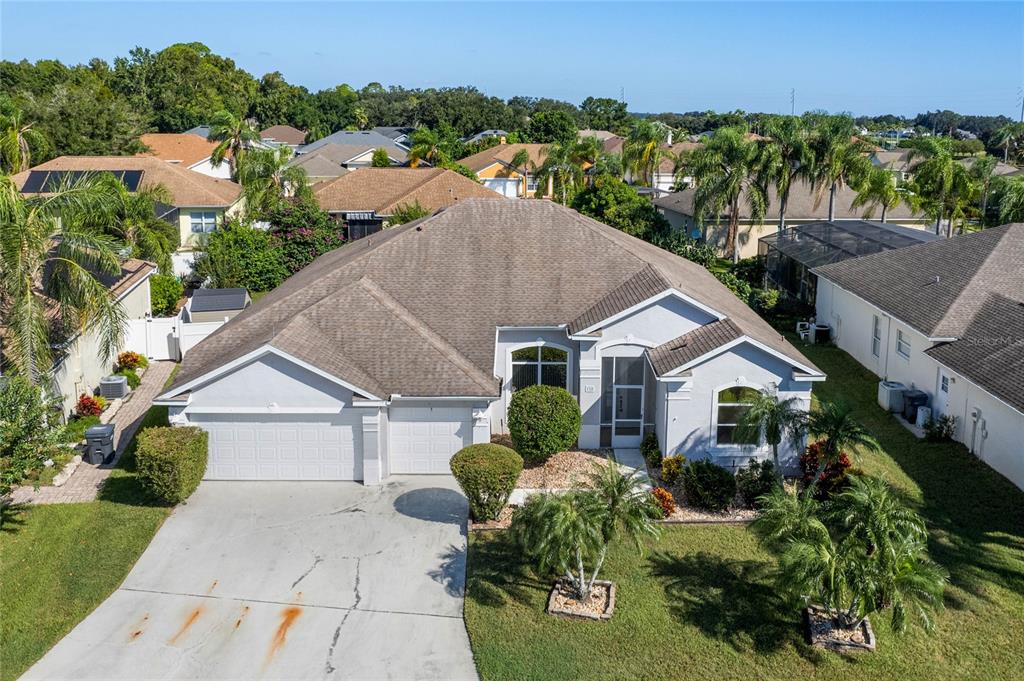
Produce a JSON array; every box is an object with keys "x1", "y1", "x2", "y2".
[
  {"x1": 715, "y1": 386, "x2": 761, "y2": 445},
  {"x1": 511, "y1": 345, "x2": 568, "y2": 392}
]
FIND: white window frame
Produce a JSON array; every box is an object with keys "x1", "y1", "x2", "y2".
[
  {"x1": 711, "y1": 382, "x2": 762, "y2": 448},
  {"x1": 871, "y1": 315, "x2": 882, "y2": 358},
  {"x1": 190, "y1": 210, "x2": 218, "y2": 234},
  {"x1": 896, "y1": 329, "x2": 912, "y2": 359},
  {"x1": 509, "y1": 343, "x2": 569, "y2": 393}
]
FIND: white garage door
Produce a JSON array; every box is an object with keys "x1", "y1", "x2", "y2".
[
  {"x1": 193, "y1": 413, "x2": 362, "y2": 481},
  {"x1": 482, "y1": 178, "x2": 520, "y2": 198},
  {"x1": 389, "y1": 407, "x2": 474, "y2": 474}
]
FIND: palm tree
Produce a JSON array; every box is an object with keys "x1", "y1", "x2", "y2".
[
  {"x1": 907, "y1": 137, "x2": 974, "y2": 237},
  {"x1": 735, "y1": 388, "x2": 807, "y2": 482},
  {"x1": 408, "y1": 127, "x2": 445, "y2": 168},
  {"x1": 574, "y1": 135, "x2": 603, "y2": 186},
  {"x1": 536, "y1": 140, "x2": 586, "y2": 204},
  {"x1": 235, "y1": 146, "x2": 311, "y2": 218},
  {"x1": 991, "y1": 122, "x2": 1024, "y2": 163},
  {"x1": 689, "y1": 126, "x2": 767, "y2": 263},
  {"x1": 758, "y1": 116, "x2": 811, "y2": 233},
  {"x1": 208, "y1": 110, "x2": 260, "y2": 179},
  {"x1": 509, "y1": 148, "x2": 533, "y2": 197},
  {"x1": 102, "y1": 176, "x2": 178, "y2": 273},
  {"x1": 808, "y1": 116, "x2": 872, "y2": 221},
  {"x1": 998, "y1": 176, "x2": 1024, "y2": 223},
  {"x1": 0, "y1": 174, "x2": 126, "y2": 384},
  {"x1": 852, "y1": 166, "x2": 905, "y2": 223},
  {"x1": 623, "y1": 119, "x2": 669, "y2": 189},
  {"x1": 0, "y1": 106, "x2": 47, "y2": 174},
  {"x1": 966, "y1": 155, "x2": 998, "y2": 226},
  {"x1": 805, "y1": 400, "x2": 881, "y2": 492}
]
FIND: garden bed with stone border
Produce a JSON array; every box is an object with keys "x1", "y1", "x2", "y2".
[
  {"x1": 546, "y1": 579, "x2": 616, "y2": 621},
  {"x1": 803, "y1": 606, "x2": 876, "y2": 652}
]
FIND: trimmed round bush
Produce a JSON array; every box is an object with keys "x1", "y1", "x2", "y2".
[
  {"x1": 135, "y1": 426, "x2": 208, "y2": 504},
  {"x1": 682, "y1": 460, "x2": 737, "y2": 512},
  {"x1": 450, "y1": 444, "x2": 523, "y2": 522},
  {"x1": 507, "y1": 385, "x2": 581, "y2": 464},
  {"x1": 735, "y1": 459, "x2": 778, "y2": 509}
]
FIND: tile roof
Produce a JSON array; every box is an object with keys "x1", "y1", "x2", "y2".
[
  {"x1": 168, "y1": 200, "x2": 817, "y2": 399},
  {"x1": 815, "y1": 224, "x2": 1024, "y2": 339},
  {"x1": 648, "y1": 319, "x2": 745, "y2": 375},
  {"x1": 138, "y1": 133, "x2": 222, "y2": 167},
  {"x1": 457, "y1": 144, "x2": 549, "y2": 172},
  {"x1": 312, "y1": 168, "x2": 504, "y2": 214},
  {"x1": 260, "y1": 125, "x2": 307, "y2": 146},
  {"x1": 13, "y1": 156, "x2": 241, "y2": 207}
]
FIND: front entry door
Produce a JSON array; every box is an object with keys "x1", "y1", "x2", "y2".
[
  {"x1": 935, "y1": 368, "x2": 952, "y2": 417},
  {"x1": 613, "y1": 386, "x2": 643, "y2": 447}
]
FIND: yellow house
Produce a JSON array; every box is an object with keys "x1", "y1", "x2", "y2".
[{"x1": 457, "y1": 144, "x2": 553, "y2": 198}]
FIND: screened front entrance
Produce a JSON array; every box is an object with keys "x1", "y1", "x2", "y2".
[{"x1": 600, "y1": 354, "x2": 652, "y2": 447}]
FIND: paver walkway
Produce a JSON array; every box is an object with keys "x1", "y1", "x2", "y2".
[{"x1": 7, "y1": 361, "x2": 176, "y2": 505}]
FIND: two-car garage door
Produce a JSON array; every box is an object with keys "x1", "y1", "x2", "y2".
[
  {"x1": 389, "y1": 407, "x2": 474, "y2": 474},
  {"x1": 195, "y1": 413, "x2": 362, "y2": 481}
]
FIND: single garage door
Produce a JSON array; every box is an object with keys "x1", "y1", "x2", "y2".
[
  {"x1": 193, "y1": 413, "x2": 363, "y2": 481},
  {"x1": 389, "y1": 407, "x2": 473, "y2": 474}
]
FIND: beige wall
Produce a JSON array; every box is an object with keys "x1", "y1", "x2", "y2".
[{"x1": 176, "y1": 200, "x2": 245, "y2": 250}]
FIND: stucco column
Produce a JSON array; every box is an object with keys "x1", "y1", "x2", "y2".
[
  {"x1": 472, "y1": 407, "x2": 491, "y2": 444},
  {"x1": 361, "y1": 410, "x2": 382, "y2": 485},
  {"x1": 578, "y1": 357, "x2": 602, "y2": 448}
]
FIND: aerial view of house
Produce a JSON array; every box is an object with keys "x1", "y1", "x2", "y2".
[{"x1": 2, "y1": 3, "x2": 1023, "y2": 681}]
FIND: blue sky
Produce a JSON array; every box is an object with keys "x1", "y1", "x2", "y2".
[{"x1": 2, "y1": 1, "x2": 1022, "y2": 117}]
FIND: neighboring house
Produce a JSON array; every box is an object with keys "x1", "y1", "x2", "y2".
[
  {"x1": 298, "y1": 130, "x2": 410, "y2": 158},
  {"x1": 461, "y1": 129, "x2": 509, "y2": 144},
  {"x1": 288, "y1": 142, "x2": 408, "y2": 171},
  {"x1": 457, "y1": 144, "x2": 552, "y2": 198},
  {"x1": 312, "y1": 167, "x2": 504, "y2": 239},
  {"x1": 185, "y1": 288, "x2": 252, "y2": 323},
  {"x1": 870, "y1": 149, "x2": 915, "y2": 182},
  {"x1": 286, "y1": 153, "x2": 351, "y2": 183},
  {"x1": 579, "y1": 129, "x2": 624, "y2": 155},
  {"x1": 155, "y1": 200, "x2": 823, "y2": 484},
  {"x1": 372, "y1": 127, "x2": 414, "y2": 148},
  {"x1": 960, "y1": 157, "x2": 1024, "y2": 178},
  {"x1": 13, "y1": 157, "x2": 244, "y2": 276},
  {"x1": 759, "y1": 220, "x2": 940, "y2": 304},
  {"x1": 48, "y1": 259, "x2": 156, "y2": 416},
  {"x1": 814, "y1": 223, "x2": 1024, "y2": 491},
  {"x1": 260, "y1": 125, "x2": 307, "y2": 149},
  {"x1": 655, "y1": 180, "x2": 932, "y2": 259},
  {"x1": 625, "y1": 141, "x2": 701, "y2": 195},
  {"x1": 138, "y1": 133, "x2": 232, "y2": 179}
]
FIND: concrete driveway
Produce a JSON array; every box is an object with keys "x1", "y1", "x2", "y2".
[{"x1": 23, "y1": 477, "x2": 477, "y2": 680}]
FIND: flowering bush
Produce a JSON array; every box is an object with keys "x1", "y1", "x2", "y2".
[
  {"x1": 117, "y1": 351, "x2": 148, "y2": 371},
  {"x1": 266, "y1": 199, "x2": 345, "y2": 274},
  {"x1": 76, "y1": 393, "x2": 103, "y2": 417},
  {"x1": 800, "y1": 441, "x2": 852, "y2": 499},
  {"x1": 652, "y1": 487, "x2": 676, "y2": 517}
]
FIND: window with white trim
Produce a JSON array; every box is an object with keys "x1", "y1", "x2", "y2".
[
  {"x1": 715, "y1": 386, "x2": 760, "y2": 446},
  {"x1": 510, "y1": 345, "x2": 568, "y2": 392},
  {"x1": 190, "y1": 210, "x2": 218, "y2": 234},
  {"x1": 871, "y1": 315, "x2": 882, "y2": 358},
  {"x1": 896, "y1": 329, "x2": 911, "y2": 359}
]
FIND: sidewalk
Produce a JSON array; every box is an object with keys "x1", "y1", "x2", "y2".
[{"x1": 8, "y1": 361, "x2": 176, "y2": 505}]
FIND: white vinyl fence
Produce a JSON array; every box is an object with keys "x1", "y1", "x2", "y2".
[{"x1": 125, "y1": 315, "x2": 226, "y2": 361}]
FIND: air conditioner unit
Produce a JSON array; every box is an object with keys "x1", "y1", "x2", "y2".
[
  {"x1": 878, "y1": 380, "x2": 906, "y2": 412},
  {"x1": 99, "y1": 375, "x2": 129, "y2": 399}
]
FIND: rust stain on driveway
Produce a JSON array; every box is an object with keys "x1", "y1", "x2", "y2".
[
  {"x1": 168, "y1": 606, "x2": 205, "y2": 645},
  {"x1": 264, "y1": 606, "x2": 303, "y2": 667}
]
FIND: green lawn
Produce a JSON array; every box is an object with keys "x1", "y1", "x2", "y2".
[
  {"x1": 0, "y1": 405, "x2": 173, "y2": 681},
  {"x1": 465, "y1": 341, "x2": 1024, "y2": 680}
]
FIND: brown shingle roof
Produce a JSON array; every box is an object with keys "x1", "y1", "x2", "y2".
[
  {"x1": 457, "y1": 144, "x2": 549, "y2": 173},
  {"x1": 13, "y1": 156, "x2": 241, "y2": 207},
  {"x1": 648, "y1": 319, "x2": 744, "y2": 375},
  {"x1": 138, "y1": 133, "x2": 223, "y2": 167},
  {"x1": 168, "y1": 200, "x2": 817, "y2": 399},
  {"x1": 105, "y1": 258, "x2": 157, "y2": 299},
  {"x1": 313, "y1": 168, "x2": 503, "y2": 215},
  {"x1": 260, "y1": 125, "x2": 307, "y2": 146}
]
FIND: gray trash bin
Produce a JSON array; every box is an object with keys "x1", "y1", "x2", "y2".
[{"x1": 85, "y1": 424, "x2": 115, "y2": 464}]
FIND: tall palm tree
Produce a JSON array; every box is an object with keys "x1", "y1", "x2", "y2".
[
  {"x1": 758, "y1": 116, "x2": 811, "y2": 233},
  {"x1": 407, "y1": 127, "x2": 445, "y2": 168},
  {"x1": 623, "y1": 119, "x2": 669, "y2": 189},
  {"x1": 966, "y1": 155, "x2": 998, "y2": 226},
  {"x1": 509, "y1": 148, "x2": 533, "y2": 197},
  {"x1": 852, "y1": 166, "x2": 905, "y2": 223},
  {"x1": 574, "y1": 135, "x2": 603, "y2": 186},
  {"x1": 998, "y1": 175, "x2": 1024, "y2": 223},
  {"x1": 0, "y1": 106, "x2": 47, "y2": 174},
  {"x1": 536, "y1": 140, "x2": 586, "y2": 204},
  {"x1": 689, "y1": 126, "x2": 767, "y2": 263},
  {"x1": 991, "y1": 122, "x2": 1024, "y2": 163},
  {"x1": 808, "y1": 116, "x2": 872, "y2": 221},
  {"x1": 805, "y1": 400, "x2": 881, "y2": 492},
  {"x1": 0, "y1": 174, "x2": 126, "y2": 384},
  {"x1": 907, "y1": 137, "x2": 974, "y2": 237},
  {"x1": 208, "y1": 110, "x2": 260, "y2": 179},
  {"x1": 735, "y1": 388, "x2": 807, "y2": 482},
  {"x1": 101, "y1": 176, "x2": 178, "y2": 273},
  {"x1": 235, "y1": 146, "x2": 311, "y2": 218}
]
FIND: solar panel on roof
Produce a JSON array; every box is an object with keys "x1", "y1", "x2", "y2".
[{"x1": 20, "y1": 169, "x2": 145, "y2": 193}]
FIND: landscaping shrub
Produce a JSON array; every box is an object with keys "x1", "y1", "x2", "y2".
[
  {"x1": 194, "y1": 219, "x2": 288, "y2": 292},
  {"x1": 735, "y1": 459, "x2": 778, "y2": 508},
  {"x1": 449, "y1": 443, "x2": 523, "y2": 522},
  {"x1": 714, "y1": 270, "x2": 753, "y2": 301},
  {"x1": 660, "y1": 454, "x2": 686, "y2": 485},
  {"x1": 63, "y1": 415, "x2": 100, "y2": 443},
  {"x1": 490, "y1": 433, "x2": 516, "y2": 451},
  {"x1": 135, "y1": 426, "x2": 208, "y2": 504},
  {"x1": 0, "y1": 377, "x2": 65, "y2": 495},
  {"x1": 682, "y1": 460, "x2": 737, "y2": 512},
  {"x1": 641, "y1": 432, "x2": 661, "y2": 467},
  {"x1": 266, "y1": 198, "x2": 345, "y2": 274},
  {"x1": 800, "y1": 441, "x2": 852, "y2": 500},
  {"x1": 116, "y1": 351, "x2": 148, "y2": 371},
  {"x1": 730, "y1": 256, "x2": 765, "y2": 285},
  {"x1": 924, "y1": 414, "x2": 956, "y2": 442},
  {"x1": 76, "y1": 393, "x2": 103, "y2": 417},
  {"x1": 651, "y1": 487, "x2": 676, "y2": 518},
  {"x1": 748, "y1": 287, "x2": 780, "y2": 313},
  {"x1": 507, "y1": 385, "x2": 581, "y2": 464},
  {"x1": 150, "y1": 273, "x2": 184, "y2": 316},
  {"x1": 115, "y1": 368, "x2": 141, "y2": 390}
]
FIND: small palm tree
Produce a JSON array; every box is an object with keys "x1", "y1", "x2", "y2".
[
  {"x1": 735, "y1": 388, "x2": 807, "y2": 482},
  {"x1": 208, "y1": 110, "x2": 260, "y2": 179},
  {"x1": 102, "y1": 177, "x2": 178, "y2": 273},
  {"x1": 235, "y1": 147, "x2": 311, "y2": 219},
  {"x1": 991, "y1": 122, "x2": 1024, "y2": 163},
  {"x1": 998, "y1": 176, "x2": 1024, "y2": 223},
  {"x1": 805, "y1": 400, "x2": 881, "y2": 492},
  {"x1": 623, "y1": 119, "x2": 669, "y2": 189},
  {"x1": 852, "y1": 166, "x2": 905, "y2": 223},
  {"x1": 408, "y1": 127, "x2": 445, "y2": 168},
  {"x1": 0, "y1": 105, "x2": 47, "y2": 174},
  {"x1": 808, "y1": 115, "x2": 872, "y2": 222},
  {"x1": 573, "y1": 135, "x2": 603, "y2": 186},
  {"x1": 536, "y1": 140, "x2": 586, "y2": 204}
]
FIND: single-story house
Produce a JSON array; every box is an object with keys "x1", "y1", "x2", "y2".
[
  {"x1": 49, "y1": 259, "x2": 156, "y2": 416},
  {"x1": 960, "y1": 157, "x2": 1024, "y2": 178},
  {"x1": 298, "y1": 130, "x2": 411, "y2": 160},
  {"x1": 461, "y1": 129, "x2": 509, "y2": 144},
  {"x1": 814, "y1": 223, "x2": 1024, "y2": 491},
  {"x1": 185, "y1": 288, "x2": 252, "y2": 323},
  {"x1": 138, "y1": 133, "x2": 231, "y2": 179},
  {"x1": 372, "y1": 127, "x2": 414, "y2": 148},
  {"x1": 13, "y1": 157, "x2": 245, "y2": 276},
  {"x1": 759, "y1": 220, "x2": 940, "y2": 305},
  {"x1": 655, "y1": 180, "x2": 932, "y2": 259},
  {"x1": 457, "y1": 144, "x2": 552, "y2": 198},
  {"x1": 870, "y1": 149, "x2": 915, "y2": 182},
  {"x1": 289, "y1": 141, "x2": 408, "y2": 170},
  {"x1": 156, "y1": 199, "x2": 823, "y2": 484},
  {"x1": 625, "y1": 141, "x2": 701, "y2": 195},
  {"x1": 260, "y1": 125, "x2": 307, "y2": 149},
  {"x1": 312, "y1": 167, "x2": 504, "y2": 239},
  {"x1": 579, "y1": 129, "x2": 625, "y2": 155}
]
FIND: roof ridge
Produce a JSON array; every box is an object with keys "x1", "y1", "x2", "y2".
[
  {"x1": 931, "y1": 226, "x2": 1014, "y2": 336},
  {"x1": 357, "y1": 276, "x2": 496, "y2": 393}
]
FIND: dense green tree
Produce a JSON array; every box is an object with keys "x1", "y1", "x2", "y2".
[
  {"x1": 312, "y1": 84, "x2": 359, "y2": 132},
  {"x1": 527, "y1": 110, "x2": 577, "y2": 144},
  {"x1": 252, "y1": 71, "x2": 318, "y2": 129},
  {"x1": 571, "y1": 173, "x2": 669, "y2": 240},
  {"x1": 266, "y1": 198, "x2": 344, "y2": 274},
  {"x1": 193, "y1": 219, "x2": 288, "y2": 292},
  {"x1": 579, "y1": 96, "x2": 630, "y2": 132}
]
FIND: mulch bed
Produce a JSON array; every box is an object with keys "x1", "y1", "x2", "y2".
[
  {"x1": 469, "y1": 505, "x2": 517, "y2": 532},
  {"x1": 546, "y1": 578, "x2": 616, "y2": 621},
  {"x1": 516, "y1": 450, "x2": 614, "y2": 489},
  {"x1": 804, "y1": 606, "x2": 876, "y2": 652}
]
